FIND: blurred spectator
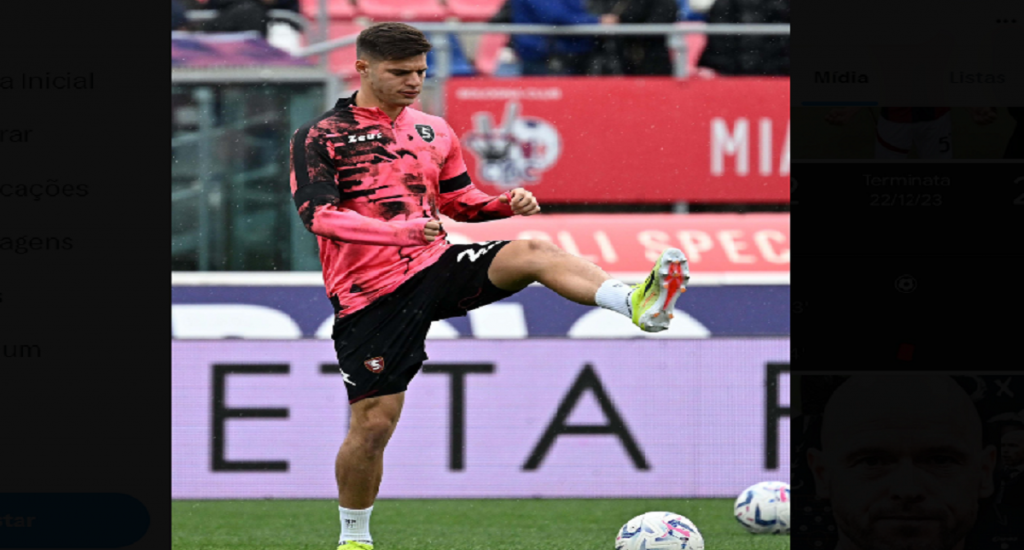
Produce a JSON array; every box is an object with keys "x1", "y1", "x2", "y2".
[
  {"x1": 268, "y1": 0, "x2": 298, "y2": 11},
  {"x1": 510, "y1": 0, "x2": 619, "y2": 76},
  {"x1": 587, "y1": 0, "x2": 677, "y2": 75},
  {"x1": 190, "y1": 0, "x2": 299, "y2": 37},
  {"x1": 490, "y1": 0, "x2": 512, "y2": 22},
  {"x1": 697, "y1": 0, "x2": 789, "y2": 75},
  {"x1": 172, "y1": 0, "x2": 189, "y2": 30},
  {"x1": 682, "y1": 0, "x2": 712, "y2": 19}
]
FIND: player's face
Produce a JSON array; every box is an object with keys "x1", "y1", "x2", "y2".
[
  {"x1": 809, "y1": 419, "x2": 996, "y2": 550},
  {"x1": 367, "y1": 55, "x2": 427, "y2": 109}
]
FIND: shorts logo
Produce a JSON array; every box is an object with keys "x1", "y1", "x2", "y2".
[
  {"x1": 415, "y1": 124, "x2": 435, "y2": 142},
  {"x1": 364, "y1": 356, "x2": 385, "y2": 373},
  {"x1": 457, "y1": 241, "x2": 501, "y2": 263}
]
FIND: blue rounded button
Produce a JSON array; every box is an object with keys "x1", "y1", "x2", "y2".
[{"x1": 0, "y1": 493, "x2": 149, "y2": 548}]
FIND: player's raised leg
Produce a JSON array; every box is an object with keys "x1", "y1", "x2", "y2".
[
  {"x1": 487, "y1": 240, "x2": 610, "y2": 303},
  {"x1": 487, "y1": 240, "x2": 689, "y2": 332},
  {"x1": 335, "y1": 392, "x2": 405, "y2": 550}
]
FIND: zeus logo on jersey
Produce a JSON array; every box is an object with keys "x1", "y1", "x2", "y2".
[
  {"x1": 348, "y1": 132, "x2": 383, "y2": 144},
  {"x1": 457, "y1": 241, "x2": 501, "y2": 263}
]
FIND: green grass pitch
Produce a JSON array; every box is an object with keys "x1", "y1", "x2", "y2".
[{"x1": 172, "y1": 498, "x2": 790, "y2": 550}]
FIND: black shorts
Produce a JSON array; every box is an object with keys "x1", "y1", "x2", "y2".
[{"x1": 331, "y1": 240, "x2": 515, "y2": 404}]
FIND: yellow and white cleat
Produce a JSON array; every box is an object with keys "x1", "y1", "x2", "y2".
[
  {"x1": 630, "y1": 248, "x2": 689, "y2": 332},
  {"x1": 337, "y1": 542, "x2": 373, "y2": 550}
]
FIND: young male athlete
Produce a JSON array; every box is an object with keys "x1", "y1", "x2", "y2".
[
  {"x1": 289, "y1": 23, "x2": 689, "y2": 550},
  {"x1": 825, "y1": 106, "x2": 996, "y2": 159}
]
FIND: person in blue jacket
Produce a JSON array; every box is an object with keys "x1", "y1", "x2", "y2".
[{"x1": 510, "y1": 0, "x2": 618, "y2": 75}]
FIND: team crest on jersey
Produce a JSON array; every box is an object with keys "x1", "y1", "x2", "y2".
[
  {"x1": 415, "y1": 124, "x2": 435, "y2": 142},
  {"x1": 364, "y1": 356, "x2": 385, "y2": 373},
  {"x1": 463, "y1": 100, "x2": 561, "y2": 190}
]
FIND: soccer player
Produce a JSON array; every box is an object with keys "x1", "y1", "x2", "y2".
[
  {"x1": 288, "y1": 23, "x2": 690, "y2": 550},
  {"x1": 825, "y1": 107, "x2": 996, "y2": 159}
]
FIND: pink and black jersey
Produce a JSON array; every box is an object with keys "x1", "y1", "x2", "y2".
[
  {"x1": 880, "y1": 107, "x2": 951, "y2": 123},
  {"x1": 289, "y1": 92, "x2": 514, "y2": 317}
]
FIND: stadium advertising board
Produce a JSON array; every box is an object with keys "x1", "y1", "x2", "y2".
[
  {"x1": 443, "y1": 214, "x2": 789, "y2": 279},
  {"x1": 171, "y1": 285, "x2": 789, "y2": 339},
  {"x1": 172, "y1": 339, "x2": 790, "y2": 499},
  {"x1": 171, "y1": 213, "x2": 789, "y2": 339},
  {"x1": 446, "y1": 78, "x2": 789, "y2": 203}
]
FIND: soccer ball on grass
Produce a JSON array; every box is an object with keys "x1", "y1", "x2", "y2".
[
  {"x1": 734, "y1": 480, "x2": 790, "y2": 534},
  {"x1": 615, "y1": 511, "x2": 704, "y2": 550}
]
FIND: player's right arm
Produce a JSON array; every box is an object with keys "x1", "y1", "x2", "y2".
[{"x1": 289, "y1": 125, "x2": 431, "y2": 246}]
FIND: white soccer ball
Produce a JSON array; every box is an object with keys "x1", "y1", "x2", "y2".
[
  {"x1": 615, "y1": 511, "x2": 705, "y2": 550},
  {"x1": 734, "y1": 481, "x2": 790, "y2": 534}
]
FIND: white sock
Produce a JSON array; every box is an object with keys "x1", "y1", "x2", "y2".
[
  {"x1": 595, "y1": 279, "x2": 633, "y2": 318},
  {"x1": 339, "y1": 505, "x2": 373, "y2": 545}
]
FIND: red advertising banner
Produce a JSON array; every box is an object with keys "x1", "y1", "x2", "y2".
[
  {"x1": 446, "y1": 77, "x2": 790, "y2": 203},
  {"x1": 442, "y1": 213, "x2": 789, "y2": 281}
]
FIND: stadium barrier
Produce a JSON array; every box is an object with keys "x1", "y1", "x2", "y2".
[{"x1": 171, "y1": 212, "x2": 789, "y2": 339}]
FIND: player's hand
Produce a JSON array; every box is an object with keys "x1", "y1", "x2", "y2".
[
  {"x1": 424, "y1": 220, "x2": 444, "y2": 242},
  {"x1": 824, "y1": 107, "x2": 861, "y2": 126},
  {"x1": 972, "y1": 107, "x2": 997, "y2": 125},
  {"x1": 499, "y1": 188, "x2": 541, "y2": 216}
]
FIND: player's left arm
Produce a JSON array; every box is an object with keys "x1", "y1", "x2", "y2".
[
  {"x1": 436, "y1": 120, "x2": 540, "y2": 221},
  {"x1": 440, "y1": 174, "x2": 542, "y2": 221}
]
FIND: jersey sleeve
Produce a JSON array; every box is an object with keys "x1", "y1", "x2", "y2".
[
  {"x1": 290, "y1": 123, "x2": 429, "y2": 246},
  {"x1": 437, "y1": 121, "x2": 514, "y2": 222}
]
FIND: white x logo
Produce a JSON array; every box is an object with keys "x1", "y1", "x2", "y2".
[
  {"x1": 996, "y1": 377, "x2": 1014, "y2": 397},
  {"x1": 341, "y1": 370, "x2": 356, "y2": 387}
]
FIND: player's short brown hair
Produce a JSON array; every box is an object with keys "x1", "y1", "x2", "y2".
[{"x1": 357, "y1": 22, "x2": 432, "y2": 62}]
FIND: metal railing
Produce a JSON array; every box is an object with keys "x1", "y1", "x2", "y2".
[
  {"x1": 294, "y1": 22, "x2": 788, "y2": 116},
  {"x1": 296, "y1": 22, "x2": 789, "y2": 78},
  {"x1": 177, "y1": 18, "x2": 788, "y2": 115}
]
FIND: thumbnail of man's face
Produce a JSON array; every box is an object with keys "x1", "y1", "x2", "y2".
[
  {"x1": 806, "y1": 375, "x2": 996, "y2": 550},
  {"x1": 1001, "y1": 431, "x2": 1024, "y2": 468}
]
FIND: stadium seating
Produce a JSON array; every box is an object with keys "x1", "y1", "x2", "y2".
[
  {"x1": 686, "y1": 33, "x2": 706, "y2": 72},
  {"x1": 354, "y1": 0, "x2": 448, "y2": 21},
  {"x1": 426, "y1": 34, "x2": 476, "y2": 76},
  {"x1": 300, "y1": 0, "x2": 357, "y2": 21},
  {"x1": 445, "y1": 0, "x2": 504, "y2": 22},
  {"x1": 326, "y1": 21, "x2": 364, "y2": 79},
  {"x1": 472, "y1": 33, "x2": 509, "y2": 75}
]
